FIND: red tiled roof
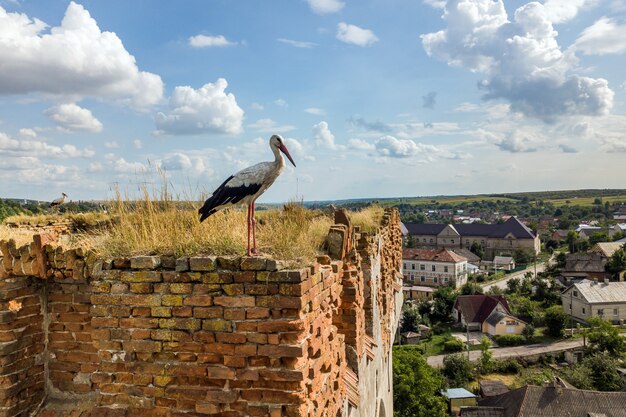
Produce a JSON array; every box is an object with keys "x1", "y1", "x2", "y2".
[
  {"x1": 403, "y1": 248, "x2": 467, "y2": 263},
  {"x1": 454, "y1": 295, "x2": 510, "y2": 324}
]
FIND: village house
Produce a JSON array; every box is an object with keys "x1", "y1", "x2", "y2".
[
  {"x1": 402, "y1": 284, "x2": 434, "y2": 301},
  {"x1": 560, "y1": 252, "x2": 610, "y2": 284},
  {"x1": 403, "y1": 217, "x2": 540, "y2": 261},
  {"x1": 453, "y1": 294, "x2": 526, "y2": 336},
  {"x1": 561, "y1": 278, "x2": 626, "y2": 324},
  {"x1": 402, "y1": 248, "x2": 468, "y2": 288},
  {"x1": 614, "y1": 205, "x2": 626, "y2": 221},
  {"x1": 591, "y1": 241, "x2": 625, "y2": 262}
]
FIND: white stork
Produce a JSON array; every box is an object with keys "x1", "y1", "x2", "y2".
[
  {"x1": 198, "y1": 134, "x2": 296, "y2": 256},
  {"x1": 50, "y1": 192, "x2": 68, "y2": 207}
]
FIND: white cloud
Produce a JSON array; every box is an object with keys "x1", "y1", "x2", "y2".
[
  {"x1": 496, "y1": 132, "x2": 539, "y2": 153},
  {"x1": 248, "y1": 118, "x2": 296, "y2": 133},
  {"x1": 274, "y1": 98, "x2": 288, "y2": 107},
  {"x1": 133, "y1": 139, "x2": 142, "y2": 149},
  {"x1": 374, "y1": 135, "x2": 440, "y2": 158},
  {"x1": 19, "y1": 128, "x2": 37, "y2": 138},
  {"x1": 44, "y1": 103, "x2": 103, "y2": 132},
  {"x1": 337, "y1": 22, "x2": 379, "y2": 47},
  {"x1": 573, "y1": 17, "x2": 626, "y2": 55},
  {"x1": 423, "y1": 0, "x2": 446, "y2": 8},
  {"x1": 0, "y1": 2, "x2": 163, "y2": 108},
  {"x1": 88, "y1": 161, "x2": 103, "y2": 172},
  {"x1": 189, "y1": 34, "x2": 237, "y2": 48},
  {"x1": 348, "y1": 138, "x2": 375, "y2": 150},
  {"x1": 0, "y1": 131, "x2": 95, "y2": 158},
  {"x1": 161, "y1": 153, "x2": 193, "y2": 171},
  {"x1": 104, "y1": 141, "x2": 119, "y2": 149},
  {"x1": 250, "y1": 102, "x2": 264, "y2": 110},
  {"x1": 155, "y1": 78, "x2": 244, "y2": 136},
  {"x1": 307, "y1": 0, "x2": 344, "y2": 14},
  {"x1": 277, "y1": 38, "x2": 317, "y2": 48},
  {"x1": 421, "y1": 0, "x2": 613, "y2": 121},
  {"x1": 314, "y1": 121, "x2": 338, "y2": 149},
  {"x1": 558, "y1": 143, "x2": 578, "y2": 153},
  {"x1": 304, "y1": 107, "x2": 325, "y2": 115},
  {"x1": 543, "y1": 0, "x2": 594, "y2": 24},
  {"x1": 113, "y1": 158, "x2": 148, "y2": 174}
]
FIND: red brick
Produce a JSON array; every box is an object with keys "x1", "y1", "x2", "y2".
[
  {"x1": 215, "y1": 332, "x2": 247, "y2": 344},
  {"x1": 257, "y1": 344, "x2": 304, "y2": 358},
  {"x1": 213, "y1": 296, "x2": 255, "y2": 308},
  {"x1": 184, "y1": 296, "x2": 213, "y2": 307}
]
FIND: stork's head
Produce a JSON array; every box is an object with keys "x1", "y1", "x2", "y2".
[
  {"x1": 270, "y1": 134, "x2": 296, "y2": 167},
  {"x1": 62, "y1": 192, "x2": 68, "y2": 197}
]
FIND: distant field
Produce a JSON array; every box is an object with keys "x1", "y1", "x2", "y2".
[
  {"x1": 546, "y1": 195, "x2": 626, "y2": 207},
  {"x1": 376, "y1": 195, "x2": 518, "y2": 206}
]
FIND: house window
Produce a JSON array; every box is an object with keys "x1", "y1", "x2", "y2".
[
  {"x1": 411, "y1": 264, "x2": 415, "y2": 270},
  {"x1": 420, "y1": 264, "x2": 425, "y2": 271},
  {"x1": 573, "y1": 290, "x2": 578, "y2": 297},
  {"x1": 451, "y1": 239, "x2": 455, "y2": 244},
  {"x1": 430, "y1": 238, "x2": 433, "y2": 243},
  {"x1": 444, "y1": 266, "x2": 449, "y2": 273},
  {"x1": 420, "y1": 276, "x2": 425, "y2": 282},
  {"x1": 582, "y1": 307, "x2": 586, "y2": 314},
  {"x1": 403, "y1": 263, "x2": 407, "y2": 270},
  {"x1": 434, "y1": 277, "x2": 438, "y2": 283},
  {"x1": 444, "y1": 278, "x2": 448, "y2": 282},
  {"x1": 423, "y1": 238, "x2": 426, "y2": 243},
  {"x1": 509, "y1": 240, "x2": 513, "y2": 246},
  {"x1": 432, "y1": 265, "x2": 436, "y2": 271},
  {"x1": 614, "y1": 308, "x2": 619, "y2": 316},
  {"x1": 481, "y1": 240, "x2": 485, "y2": 245},
  {"x1": 569, "y1": 303, "x2": 572, "y2": 310},
  {"x1": 598, "y1": 309, "x2": 604, "y2": 316}
]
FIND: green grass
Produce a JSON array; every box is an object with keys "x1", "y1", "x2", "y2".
[
  {"x1": 377, "y1": 195, "x2": 518, "y2": 207},
  {"x1": 546, "y1": 195, "x2": 626, "y2": 207}
]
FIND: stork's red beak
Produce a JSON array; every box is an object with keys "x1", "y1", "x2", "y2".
[{"x1": 279, "y1": 144, "x2": 296, "y2": 167}]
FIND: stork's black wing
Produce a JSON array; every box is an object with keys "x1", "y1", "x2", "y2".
[{"x1": 198, "y1": 175, "x2": 263, "y2": 222}]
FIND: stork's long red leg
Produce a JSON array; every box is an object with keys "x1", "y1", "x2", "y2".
[
  {"x1": 246, "y1": 203, "x2": 252, "y2": 256},
  {"x1": 251, "y1": 201, "x2": 257, "y2": 255}
]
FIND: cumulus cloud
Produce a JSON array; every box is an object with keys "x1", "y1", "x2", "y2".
[
  {"x1": 160, "y1": 153, "x2": 193, "y2": 171},
  {"x1": 375, "y1": 135, "x2": 440, "y2": 158},
  {"x1": 307, "y1": 0, "x2": 344, "y2": 14},
  {"x1": 423, "y1": 0, "x2": 447, "y2": 8},
  {"x1": 0, "y1": 131, "x2": 95, "y2": 158},
  {"x1": 421, "y1": 0, "x2": 613, "y2": 121},
  {"x1": 337, "y1": 22, "x2": 379, "y2": 47},
  {"x1": 496, "y1": 132, "x2": 539, "y2": 153},
  {"x1": 248, "y1": 118, "x2": 295, "y2": 133},
  {"x1": 44, "y1": 103, "x2": 103, "y2": 132},
  {"x1": 274, "y1": 98, "x2": 288, "y2": 107},
  {"x1": 19, "y1": 128, "x2": 37, "y2": 138},
  {"x1": 543, "y1": 0, "x2": 594, "y2": 24},
  {"x1": 422, "y1": 91, "x2": 437, "y2": 109},
  {"x1": 573, "y1": 17, "x2": 626, "y2": 55},
  {"x1": 0, "y1": 2, "x2": 163, "y2": 108},
  {"x1": 348, "y1": 138, "x2": 375, "y2": 150},
  {"x1": 104, "y1": 141, "x2": 119, "y2": 149},
  {"x1": 155, "y1": 78, "x2": 244, "y2": 135},
  {"x1": 600, "y1": 136, "x2": 626, "y2": 152},
  {"x1": 189, "y1": 34, "x2": 237, "y2": 48},
  {"x1": 133, "y1": 139, "x2": 142, "y2": 149},
  {"x1": 314, "y1": 121, "x2": 338, "y2": 149},
  {"x1": 277, "y1": 38, "x2": 317, "y2": 48},
  {"x1": 250, "y1": 102, "x2": 264, "y2": 110},
  {"x1": 113, "y1": 158, "x2": 148, "y2": 174}
]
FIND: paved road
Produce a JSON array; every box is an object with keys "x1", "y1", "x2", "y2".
[
  {"x1": 426, "y1": 338, "x2": 584, "y2": 367},
  {"x1": 481, "y1": 262, "x2": 546, "y2": 292}
]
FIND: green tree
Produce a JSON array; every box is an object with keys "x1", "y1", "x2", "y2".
[
  {"x1": 583, "y1": 352, "x2": 626, "y2": 391},
  {"x1": 460, "y1": 282, "x2": 483, "y2": 295},
  {"x1": 605, "y1": 247, "x2": 626, "y2": 277},
  {"x1": 393, "y1": 347, "x2": 447, "y2": 417},
  {"x1": 400, "y1": 304, "x2": 421, "y2": 334},
  {"x1": 431, "y1": 286, "x2": 457, "y2": 323},
  {"x1": 442, "y1": 353, "x2": 474, "y2": 387},
  {"x1": 478, "y1": 337, "x2": 493, "y2": 373},
  {"x1": 521, "y1": 323, "x2": 536, "y2": 343},
  {"x1": 544, "y1": 306, "x2": 568, "y2": 338},
  {"x1": 469, "y1": 242, "x2": 485, "y2": 259},
  {"x1": 586, "y1": 317, "x2": 626, "y2": 357}
]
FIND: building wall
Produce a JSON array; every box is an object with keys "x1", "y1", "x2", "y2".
[
  {"x1": 0, "y1": 208, "x2": 404, "y2": 417},
  {"x1": 481, "y1": 316, "x2": 526, "y2": 336},
  {"x1": 562, "y1": 289, "x2": 626, "y2": 323},
  {"x1": 402, "y1": 259, "x2": 467, "y2": 288}
]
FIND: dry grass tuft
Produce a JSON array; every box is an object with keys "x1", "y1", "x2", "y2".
[
  {"x1": 349, "y1": 205, "x2": 384, "y2": 233},
  {"x1": 4, "y1": 212, "x2": 110, "y2": 229},
  {"x1": 0, "y1": 225, "x2": 35, "y2": 247}
]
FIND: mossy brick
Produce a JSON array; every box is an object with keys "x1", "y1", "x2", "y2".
[
  {"x1": 233, "y1": 271, "x2": 256, "y2": 283},
  {"x1": 244, "y1": 283, "x2": 271, "y2": 295},
  {"x1": 98, "y1": 270, "x2": 121, "y2": 281},
  {"x1": 279, "y1": 283, "x2": 306, "y2": 296},
  {"x1": 202, "y1": 319, "x2": 233, "y2": 332},
  {"x1": 112, "y1": 258, "x2": 131, "y2": 269},
  {"x1": 240, "y1": 257, "x2": 268, "y2": 271},
  {"x1": 150, "y1": 307, "x2": 172, "y2": 318},
  {"x1": 202, "y1": 273, "x2": 233, "y2": 284},
  {"x1": 189, "y1": 257, "x2": 215, "y2": 272},
  {"x1": 110, "y1": 282, "x2": 129, "y2": 294},
  {"x1": 161, "y1": 295, "x2": 183, "y2": 306},
  {"x1": 193, "y1": 307, "x2": 223, "y2": 319},
  {"x1": 91, "y1": 294, "x2": 121, "y2": 305},
  {"x1": 193, "y1": 284, "x2": 222, "y2": 295},
  {"x1": 121, "y1": 295, "x2": 161, "y2": 307},
  {"x1": 130, "y1": 283, "x2": 152, "y2": 294},
  {"x1": 130, "y1": 256, "x2": 161, "y2": 269},
  {"x1": 170, "y1": 283, "x2": 192, "y2": 294},
  {"x1": 121, "y1": 271, "x2": 162, "y2": 283},
  {"x1": 154, "y1": 375, "x2": 173, "y2": 387},
  {"x1": 159, "y1": 318, "x2": 200, "y2": 331},
  {"x1": 92, "y1": 281, "x2": 111, "y2": 293},
  {"x1": 151, "y1": 330, "x2": 173, "y2": 341},
  {"x1": 216, "y1": 256, "x2": 241, "y2": 270},
  {"x1": 124, "y1": 340, "x2": 162, "y2": 353},
  {"x1": 175, "y1": 257, "x2": 189, "y2": 272},
  {"x1": 246, "y1": 308, "x2": 270, "y2": 319},
  {"x1": 223, "y1": 308, "x2": 246, "y2": 320},
  {"x1": 206, "y1": 366, "x2": 236, "y2": 380},
  {"x1": 213, "y1": 296, "x2": 255, "y2": 308},
  {"x1": 222, "y1": 284, "x2": 244, "y2": 296},
  {"x1": 256, "y1": 271, "x2": 306, "y2": 283},
  {"x1": 255, "y1": 295, "x2": 303, "y2": 309},
  {"x1": 161, "y1": 256, "x2": 176, "y2": 269}
]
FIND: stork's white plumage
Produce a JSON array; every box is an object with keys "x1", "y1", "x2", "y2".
[
  {"x1": 50, "y1": 192, "x2": 68, "y2": 207},
  {"x1": 198, "y1": 134, "x2": 296, "y2": 256}
]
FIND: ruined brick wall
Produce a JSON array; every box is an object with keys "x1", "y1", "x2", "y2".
[{"x1": 0, "y1": 208, "x2": 403, "y2": 417}]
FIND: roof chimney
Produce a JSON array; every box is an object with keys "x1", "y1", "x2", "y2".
[
  {"x1": 593, "y1": 278, "x2": 598, "y2": 285},
  {"x1": 604, "y1": 278, "x2": 610, "y2": 285}
]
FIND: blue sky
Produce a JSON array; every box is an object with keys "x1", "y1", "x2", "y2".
[{"x1": 1, "y1": 0, "x2": 625, "y2": 203}]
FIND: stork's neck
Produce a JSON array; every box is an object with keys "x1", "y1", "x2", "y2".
[{"x1": 272, "y1": 145, "x2": 285, "y2": 168}]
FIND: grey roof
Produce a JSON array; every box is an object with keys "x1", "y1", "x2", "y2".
[
  {"x1": 478, "y1": 385, "x2": 626, "y2": 417},
  {"x1": 493, "y1": 256, "x2": 514, "y2": 264},
  {"x1": 460, "y1": 407, "x2": 505, "y2": 417},
  {"x1": 452, "y1": 248, "x2": 481, "y2": 263},
  {"x1": 564, "y1": 252, "x2": 606, "y2": 273},
  {"x1": 480, "y1": 380, "x2": 510, "y2": 397},
  {"x1": 485, "y1": 310, "x2": 507, "y2": 327},
  {"x1": 617, "y1": 237, "x2": 626, "y2": 243},
  {"x1": 442, "y1": 388, "x2": 477, "y2": 399},
  {"x1": 566, "y1": 279, "x2": 626, "y2": 304},
  {"x1": 400, "y1": 222, "x2": 409, "y2": 236},
  {"x1": 592, "y1": 242, "x2": 624, "y2": 258},
  {"x1": 404, "y1": 217, "x2": 536, "y2": 239}
]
